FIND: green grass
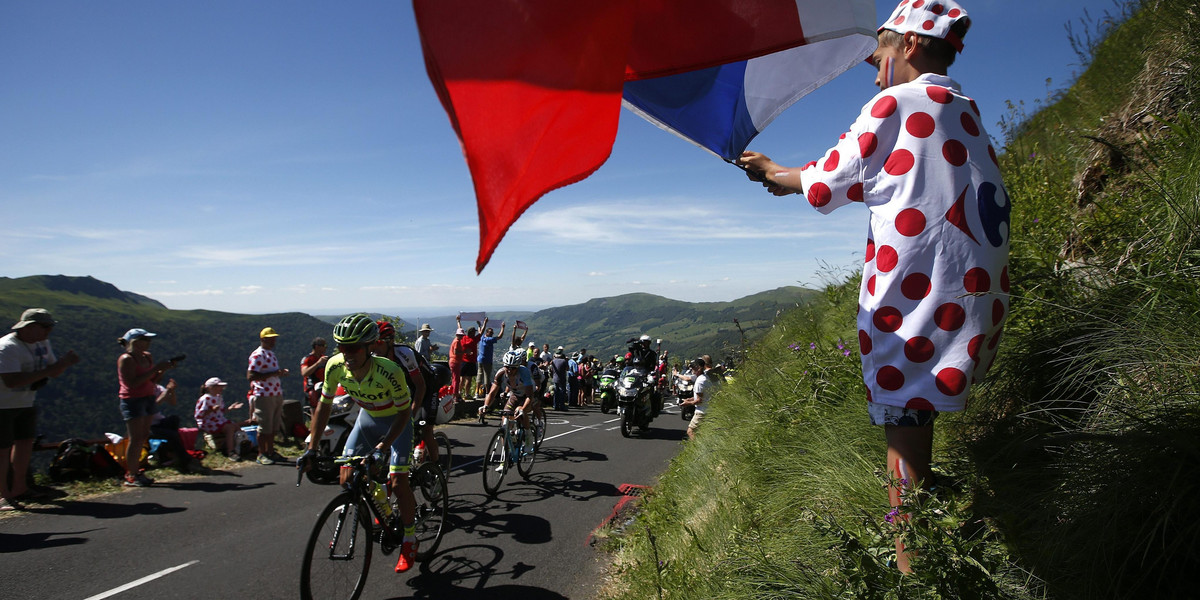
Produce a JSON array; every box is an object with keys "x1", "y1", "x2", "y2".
[{"x1": 600, "y1": 1, "x2": 1200, "y2": 598}]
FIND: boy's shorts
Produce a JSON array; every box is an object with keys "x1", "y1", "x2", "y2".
[
  {"x1": 867, "y1": 402, "x2": 938, "y2": 427},
  {"x1": 0, "y1": 407, "x2": 37, "y2": 447}
]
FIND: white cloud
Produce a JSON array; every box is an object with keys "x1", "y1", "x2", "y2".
[{"x1": 512, "y1": 199, "x2": 837, "y2": 245}]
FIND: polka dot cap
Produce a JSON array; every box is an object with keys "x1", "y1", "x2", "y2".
[{"x1": 879, "y1": 0, "x2": 969, "y2": 53}]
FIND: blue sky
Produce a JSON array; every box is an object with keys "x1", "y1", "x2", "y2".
[{"x1": 1, "y1": 1, "x2": 1105, "y2": 317}]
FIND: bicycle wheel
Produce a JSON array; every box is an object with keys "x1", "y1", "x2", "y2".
[
  {"x1": 481, "y1": 429, "x2": 506, "y2": 497},
  {"x1": 516, "y1": 425, "x2": 537, "y2": 479},
  {"x1": 300, "y1": 491, "x2": 373, "y2": 600},
  {"x1": 410, "y1": 463, "x2": 449, "y2": 560},
  {"x1": 433, "y1": 431, "x2": 452, "y2": 476},
  {"x1": 531, "y1": 410, "x2": 546, "y2": 450}
]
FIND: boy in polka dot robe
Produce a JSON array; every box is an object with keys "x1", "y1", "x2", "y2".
[{"x1": 739, "y1": 0, "x2": 1010, "y2": 572}]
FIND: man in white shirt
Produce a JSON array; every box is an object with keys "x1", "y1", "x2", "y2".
[
  {"x1": 678, "y1": 357, "x2": 712, "y2": 441},
  {"x1": 0, "y1": 309, "x2": 79, "y2": 510}
]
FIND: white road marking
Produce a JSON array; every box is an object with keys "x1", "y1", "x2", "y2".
[{"x1": 83, "y1": 560, "x2": 199, "y2": 600}]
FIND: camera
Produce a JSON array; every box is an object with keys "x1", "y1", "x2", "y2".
[{"x1": 169, "y1": 354, "x2": 187, "y2": 363}]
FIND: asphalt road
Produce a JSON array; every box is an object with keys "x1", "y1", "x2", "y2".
[{"x1": 0, "y1": 400, "x2": 689, "y2": 600}]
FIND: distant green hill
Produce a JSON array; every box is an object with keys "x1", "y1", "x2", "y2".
[
  {"x1": 1, "y1": 276, "x2": 815, "y2": 443},
  {"x1": 0, "y1": 275, "x2": 331, "y2": 443},
  {"x1": 385, "y1": 287, "x2": 816, "y2": 365}
]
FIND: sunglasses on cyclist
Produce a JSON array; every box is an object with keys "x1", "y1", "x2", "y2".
[{"x1": 337, "y1": 343, "x2": 368, "y2": 354}]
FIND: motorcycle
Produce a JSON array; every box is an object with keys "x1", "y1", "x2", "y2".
[
  {"x1": 597, "y1": 368, "x2": 621, "y2": 414},
  {"x1": 302, "y1": 388, "x2": 359, "y2": 484},
  {"x1": 674, "y1": 373, "x2": 696, "y2": 421},
  {"x1": 616, "y1": 366, "x2": 659, "y2": 437}
]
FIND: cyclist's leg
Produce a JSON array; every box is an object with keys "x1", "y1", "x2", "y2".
[
  {"x1": 339, "y1": 412, "x2": 381, "y2": 485},
  {"x1": 386, "y1": 418, "x2": 416, "y2": 527},
  {"x1": 504, "y1": 393, "x2": 530, "y2": 432}
]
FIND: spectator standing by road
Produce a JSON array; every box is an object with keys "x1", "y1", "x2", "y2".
[
  {"x1": 448, "y1": 328, "x2": 467, "y2": 401},
  {"x1": 738, "y1": 0, "x2": 1009, "y2": 573},
  {"x1": 678, "y1": 358, "x2": 712, "y2": 441},
  {"x1": 568, "y1": 352, "x2": 581, "y2": 407},
  {"x1": 414, "y1": 323, "x2": 435, "y2": 361},
  {"x1": 550, "y1": 347, "x2": 570, "y2": 411},
  {"x1": 299, "y1": 337, "x2": 328, "y2": 409},
  {"x1": 457, "y1": 315, "x2": 484, "y2": 398},
  {"x1": 477, "y1": 320, "x2": 505, "y2": 398},
  {"x1": 117, "y1": 328, "x2": 177, "y2": 487},
  {"x1": 0, "y1": 308, "x2": 79, "y2": 510},
  {"x1": 247, "y1": 327, "x2": 289, "y2": 465}
]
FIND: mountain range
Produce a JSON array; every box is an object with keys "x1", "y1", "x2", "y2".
[{"x1": 0, "y1": 274, "x2": 815, "y2": 442}]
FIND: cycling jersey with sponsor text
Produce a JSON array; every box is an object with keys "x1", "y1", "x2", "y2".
[{"x1": 321, "y1": 354, "x2": 411, "y2": 417}]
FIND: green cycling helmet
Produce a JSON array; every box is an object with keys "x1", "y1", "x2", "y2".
[{"x1": 332, "y1": 313, "x2": 379, "y2": 345}]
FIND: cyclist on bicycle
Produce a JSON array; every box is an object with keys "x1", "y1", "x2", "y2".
[
  {"x1": 371, "y1": 320, "x2": 441, "y2": 465},
  {"x1": 478, "y1": 349, "x2": 536, "y2": 430},
  {"x1": 298, "y1": 314, "x2": 421, "y2": 573}
]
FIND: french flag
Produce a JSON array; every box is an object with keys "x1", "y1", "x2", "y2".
[
  {"x1": 624, "y1": 2, "x2": 876, "y2": 160},
  {"x1": 414, "y1": 0, "x2": 876, "y2": 271}
]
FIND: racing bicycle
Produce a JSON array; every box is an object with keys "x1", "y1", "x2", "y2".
[
  {"x1": 298, "y1": 453, "x2": 448, "y2": 600},
  {"x1": 480, "y1": 408, "x2": 537, "y2": 497}
]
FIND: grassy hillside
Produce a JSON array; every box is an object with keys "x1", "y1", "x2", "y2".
[{"x1": 600, "y1": 1, "x2": 1198, "y2": 598}]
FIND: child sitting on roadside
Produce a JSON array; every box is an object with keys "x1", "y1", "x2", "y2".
[{"x1": 194, "y1": 377, "x2": 245, "y2": 460}]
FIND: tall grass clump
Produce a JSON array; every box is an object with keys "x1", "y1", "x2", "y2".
[
  {"x1": 601, "y1": 1, "x2": 1198, "y2": 598},
  {"x1": 962, "y1": 0, "x2": 1200, "y2": 597}
]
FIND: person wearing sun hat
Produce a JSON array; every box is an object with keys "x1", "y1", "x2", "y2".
[
  {"x1": 414, "y1": 323, "x2": 435, "y2": 361},
  {"x1": 0, "y1": 309, "x2": 80, "y2": 509},
  {"x1": 739, "y1": 0, "x2": 1009, "y2": 572},
  {"x1": 247, "y1": 327, "x2": 289, "y2": 465},
  {"x1": 195, "y1": 376, "x2": 245, "y2": 460},
  {"x1": 117, "y1": 327, "x2": 179, "y2": 486}
]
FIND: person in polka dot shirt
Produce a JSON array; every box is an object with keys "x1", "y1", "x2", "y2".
[
  {"x1": 247, "y1": 326, "x2": 290, "y2": 465},
  {"x1": 739, "y1": 0, "x2": 1010, "y2": 572}
]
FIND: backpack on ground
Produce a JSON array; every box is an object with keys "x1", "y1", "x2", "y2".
[{"x1": 48, "y1": 438, "x2": 125, "y2": 481}]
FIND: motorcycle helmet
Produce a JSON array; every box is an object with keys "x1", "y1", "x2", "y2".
[
  {"x1": 502, "y1": 349, "x2": 525, "y2": 367},
  {"x1": 333, "y1": 313, "x2": 379, "y2": 345}
]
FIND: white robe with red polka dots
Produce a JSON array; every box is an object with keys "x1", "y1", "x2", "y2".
[{"x1": 799, "y1": 73, "x2": 1010, "y2": 413}]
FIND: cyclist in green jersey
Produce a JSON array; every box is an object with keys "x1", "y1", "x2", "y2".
[{"x1": 298, "y1": 314, "x2": 420, "y2": 573}]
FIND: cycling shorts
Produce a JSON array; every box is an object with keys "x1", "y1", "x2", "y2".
[{"x1": 342, "y1": 410, "x2": 413, "y2": 474}]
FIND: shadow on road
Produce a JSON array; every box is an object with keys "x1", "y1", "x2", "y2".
[
  {"x1": 20, "y1": 500, "x2": 186, "y2": 519},
  {"x1": 158, "y1": 479, "x2": 275, "y2": 493},
  {"x1": 624, "y1": 426, "x2": 686, "y2": 441},
  {"x1": 388, "y1": 543, "x2": 569, "y2": 600},
  {"x1": 0, "y1": 528, "x2": 99, "y2": 553},
  {"x1": 447, "y1": 499, "x2": 553, "y2": 545}
]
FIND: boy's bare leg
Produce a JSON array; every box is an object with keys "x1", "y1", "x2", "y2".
[{"x1": 884, "y1": 424, "x2": 934, "y2": 573}]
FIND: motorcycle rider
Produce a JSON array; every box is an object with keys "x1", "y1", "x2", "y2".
[
  {"x1": 624, "y1": 335, "x2": 663, "y2": 415},
  {"x1": 626, "y1": 335, "x2": 658, "y2": 371}
]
